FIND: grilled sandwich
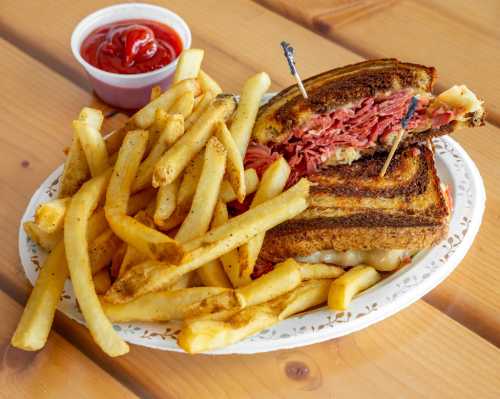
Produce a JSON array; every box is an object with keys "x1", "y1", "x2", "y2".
[
  {"x1": 259, "y1": 144, "x2": 450, "y2": 267},
  {"x1": 243, "y1": 59, "x2": 483, "y2": 269}
]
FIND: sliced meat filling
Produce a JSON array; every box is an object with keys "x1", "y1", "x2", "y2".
[{"x1": 245, "y1": 89, "x2": 455, "y2": 185}]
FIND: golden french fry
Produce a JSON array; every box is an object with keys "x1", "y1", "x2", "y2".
[
  {"x1": 89, "y1": 229, "x2": 122, "y2": 275},
  {"x1": 196, "y1": 259, "x2": 231, "y2": 288},
  {"x1": 34, "y1": 198, "x2": 70, "y2": 234},
  {"x1": 102, "y1": 287, "x2": 229, "y2": 322},
  {"x1": 154, "y1": 178, "x2": 180, "y2": 228},
  {"x1": 23, "y1": 221, "x2": 63, "y2": 251},
  {"x1": 60, "y1": 107, "x2": 104, "y2": 196},
  {"x1": 220, "y1": 169, "x2": 259, "y2": 203},
  {"x1": 178, "y1": 304, "x2": 277, "y2": 353},
  {"x1": 184, "y1": 92, "x2": 215, "y2": 131},
  {"x1": 133, "y1": 78, "x2": 200, "y2": 128},
  {"x1": 173, "y1": 49, "x2": 204, "y2": 84},
  {"x1": 11, "y1": 241, "x2": 68, "y2": 350},
  {"x1": 214, "y1": 121, "x2": 246, "y2": 203},
  {"x1": 239, "y1": 157, "x2": 290, "y2": 281},
  {"x1": 168, "y1": 90, "x2": 195, "y2": 118},
  {"x1": 328, "y1": 266, "x2": 381, "y2": 311},
  {"x1": 176, "y1": 137, "x2": 227, "y2": 242},
  {"x1": 276, "y1": 279, "x2": 331, "y2": 320},
  {"x1": 235, "y1": 259, "x2": 301, "y2": 308},
  {"x1": 230, "y1": 72, "x2": 271, "y2": 157},
  {"x1": 153, "y1": 95, "x2": 236, "y2": 187},
  {"x1": 145, "y1": 108, "x2": 168, "y2": 155},
  {"x1": 176, "y1": 153, "x2": 204, "y2": 207},
  {"x1": 104, "y1": 179, "x2": 309, "y2": 303},
  {"x1": 211, "y1": 201, "x2": 241, "y2": 287},
  {"x1": 150, "y1": 85, "x2": 162, "y2": 101},
  {"x1": 297, "y1": 263, "x2": 344, "y2": 281},
  {"x1": 198, "y1": 70, "x2": 223, "y2": 95},
  {"x1": 132, "y1": 115, "x2": 184, "y2": 192},
  {"x1": 93, "y1": 269, "x2": 111, "y2": 295},
  {"x1": 73, "y1": 110, "x2": 109, "y2": 176},
  {"x1": 105, "y1": 130, "x2": 183, "y2": 263},
  {"x1": 64, "y1": 171, "x2": 129, "y2": 356}
]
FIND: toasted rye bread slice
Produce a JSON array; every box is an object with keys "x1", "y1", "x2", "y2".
[
  {"x1": 259, "y1": 144, "x2": 450, "y2": 262},
  {"x1": 252, "y1": 59, "x2": 484, "y2": 152}
]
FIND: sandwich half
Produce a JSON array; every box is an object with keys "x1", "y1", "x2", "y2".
[{"x1": 246, "y1": 59, "x2": 484, "y2": 185}]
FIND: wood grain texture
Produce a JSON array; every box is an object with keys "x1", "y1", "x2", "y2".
[
  {"x1": 0, "y1": 1, "x2": 500, "y2": 397},
  {"x1": 255, "y1": 0, "x2": 500, "y2": 123},
  {"x1": 0, "y1": 290, "x2": 137, "y2": 399}
]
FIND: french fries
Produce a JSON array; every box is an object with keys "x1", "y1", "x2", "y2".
[
  {"x1": 104, "y1": 179, "x2": 309, "y2": 303},
  {"x1": 198, "y1": 70, "x2": 223, "y2": 95},
  {"x1": 328, "y1": 266, "x2": 381, "y2": 311},
  {"x1": 214, "y1": 121, "x2": 246, "y2": 203},
  {"x1": 93, "y1": 269, "x2": 111, "y2": 295},
  {"x1": 153, "y1": 95, "x2": 236, "y2": 187},
  {"x1": 105, "y1": 130, "x2": 183, "y2": 263},
  {"x1": 168, "y1": 91, "x2": 195, "y2": 118},
  {"x1": 219, "y1": 168, "x2": 259, "y2": 203},
  {"x1": 175, "y1": 137, "x2": 227, "y2": 242},
  {"x1": 88, "y1": 229, "x2": 122, "y2": 274},
  {"x1": 23, "y1": 221, "x2": 63, "y2": 251},
  {"x1": 239, "y1": 157, "x2": 290, "y2": 281},
  {"x1": 102, "y1": 287, "x2": 229, "y2": 322},
  {"x1": 73, "y1": 117, "x2": 109, "y2": 177},
  {"x1": 150, "y1": 85, "x2": 162, "y2": 101},
  {"x1": 154, "y1": 179, "x2": 180, "y2": 227},
  {"x1": 133, "y1": 78, "x2": 200, "y2": 128},
  {"x1": 298, "y1": 263, "x2": 344, "y2": 280},
  {"x1": 64, "y1": 171, "x2": 129, "y2": 356},
  {"x1": 132, "y1": 115, "x2": 184, "y2": 192},
  {"x1": 173, "y1": 49, "x2": 205, "y2": 84},
  {"x1": 184, "y1": 91, "x2": 215, "y2": 131},
  {"x1": 230, "y1": 72, "x2": 271, "y2": 157},
  {"x1": 34, "y1": 198, "x2": 70, "y2": 234}
]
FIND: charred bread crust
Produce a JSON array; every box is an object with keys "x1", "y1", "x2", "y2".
[
  {"x1": 253, "y1": 59, "x2": 437, "y2": 143},
  {"x1": 260, "y1": 145, "x2": 450, "y2": 261}
]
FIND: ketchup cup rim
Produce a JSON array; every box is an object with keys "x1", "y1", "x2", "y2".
[{"x1": 71, "y1": 3, "x2": 192, "y2": 80}]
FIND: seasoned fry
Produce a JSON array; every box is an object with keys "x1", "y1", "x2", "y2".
[
  {"x1": 176, "y1": 137, "x2": 227, "y2": 242},
  {"x1": 235, "y1": 259, "x2": 301, "y2": 308},
  {"x1": 34, "y1": 198, "x2": 70, "y2": 234},
  {"x1": 64, "y1": 171, "x2": 129, "y2": 356},
  {"x1": 173, "y1": 49, "x2": 204, "y2": 84},
  {"x1": 198, "y1": 70, "x2": 223, "y2": 95},
  {"x1": 298, "y1": 263, "x2": 344, "y2": 280},
  {"x1": 11, "y1": 241, "x2": 68, "y2": 350},
  {"x1": 154, "y1": 178, "x2": 180, "y2": 228},
  {"x1": 146, "y1": 108, "x2": 168, "y2": 155},
  {"x1": 220, "y1": 169, "x2": 259, "y2": 203},
  {"x1": 276, "y1": 279, "x2": 331, "y2": 320},
  {"x1": 93, "y1": 269, "x2": 111, "y2": 295},
  {"x1": 132, "y1": 115, "x2": 184, "y2": 192},
  {"x1": 74, "y1": 113, "x2": 109, "y2": 176},
  {"x1": 102, "y1": 287, "x2": 229, "y2": 322},
  {"x1": 150, "y1": 85, "x2": 162, "y2": 101},
  {"x1": 89, "y1": 229, "x2": 122, "y2": 274},
  {"x1": 60, "y1": 107, "x2": 104, "y2": 196},
  {"x1": 184, "y1": 92, "x2": 215, "y2": 131},
  {"x1": 153, "y1": 95, "x2": 236, "y2": 187},
  {"x1": 196, "y1": 259, "x2": 231, "y2": 288},
  {"x1": 239, "y1": 157, "x2": 290, "y2": 281},
  {"x1": 23, "y1": 221, "x2": 63, "y2": 251},
  {"x1": 176, "y1": 153, "x2": 203, "y2": 207},
  {"x1": 105, "y1": 130, "x2": 183, "y2": 263},
  {"x1": 230, "y1": 72, "x2": 271, "y2": 157},
  {"x1": 133, "y1": 78, "x2": 200, "y2": 128},
  {"x1": 178, "y1": 304, "x2": 277, "y2": 353},
  {"x1": 328, "y1": 266, "x2": 381, "y2": 311},
  {"x1": 104, "y1": 179, "x2": 309, "y2": 303},
  {"x1": 214, "y1": 121, "x2": 246, "y2": 203},
  {"x1": 168, "y1": 91, "x2": 195, "y2": 118},
  {"x1": 211, "y1": 201, "x2": 241, "y2": 287}
]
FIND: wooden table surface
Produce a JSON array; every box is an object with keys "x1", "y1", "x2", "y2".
[{"x1": 1, "y1": 1, "x2": 499, "y2": 397}]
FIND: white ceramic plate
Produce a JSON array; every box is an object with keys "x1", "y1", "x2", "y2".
[{"x1": 18, "y1": 109, "x2": 485, "y2": 354}]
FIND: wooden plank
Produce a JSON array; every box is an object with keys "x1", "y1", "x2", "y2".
[
  {"x1": 255, "y1": 0, "x2": 500, "y2": 123},
  {"x1": 54, "y1": 299, "x2": 500, "y2": 399},
  {"x1": 0, "y1": 290, "x2": 137, "y2": 399}
]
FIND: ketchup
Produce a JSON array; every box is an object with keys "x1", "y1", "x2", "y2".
[{"x1": 81, "y1": 19, "x2": 183, "y2": 74}]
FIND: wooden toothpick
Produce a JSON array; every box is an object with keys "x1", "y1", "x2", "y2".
[
  {"x1": 280, "y1": 41, "x2": 308, "y2": 99},
  {"x1": 380, "y1": 96, "x2": 419, "y2": 177}
]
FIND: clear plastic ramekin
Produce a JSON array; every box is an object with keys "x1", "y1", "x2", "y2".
[{"x1": 71, "y1": 3, "x2": 191, "y2": 109}]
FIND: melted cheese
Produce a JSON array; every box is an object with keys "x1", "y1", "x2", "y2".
[{"x1": 296, "y1": 249, "x2": 416, "y2": 271}]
